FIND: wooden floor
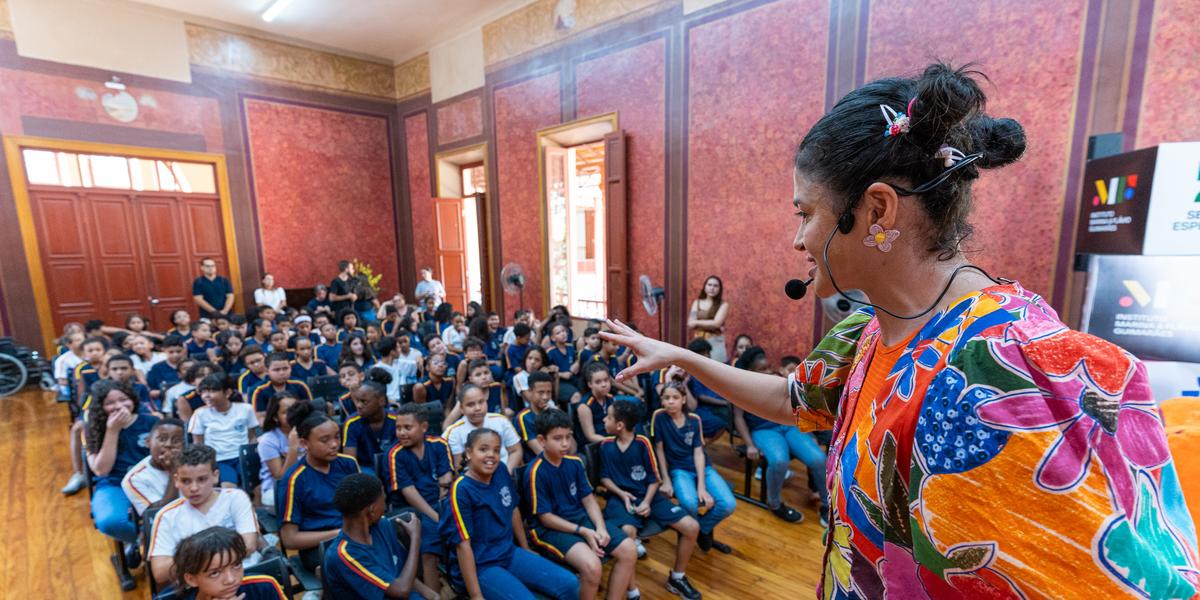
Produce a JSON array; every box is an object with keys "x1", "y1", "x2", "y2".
[{"x1": 1, "y1": 389, "x2": 825, "y2": 599}]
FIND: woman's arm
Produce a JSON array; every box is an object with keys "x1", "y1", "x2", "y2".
[{"x1": 691, "y1": 302, "x2": 730, "y2": 330}]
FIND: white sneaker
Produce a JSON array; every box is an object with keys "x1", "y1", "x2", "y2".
[
  {"x1": 636, "y1": 539, "x2": 647, "y2": 559},
  {"x1": 61, "y1": 472, "x2": 86, "y2": 495},
  {"x1": 755, "y1": 468, "x2": 794, "y2": 481}
]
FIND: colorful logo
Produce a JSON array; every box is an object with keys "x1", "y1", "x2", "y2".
[
  {"x1": 1092, "y1": 174, "x2": 1137, "y2": 206},
  {"x1": 1118, "y1": 279, "x2": 1173, "y2": 309}
]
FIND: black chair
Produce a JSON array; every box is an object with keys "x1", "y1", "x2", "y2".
[
  {"x1": 237, "y1": 443, "x2": 279, "y2": 533},
  {"x1": 422, "y1": 400, "x2": 445, "y2": 437},
  {"x1": 307, "y1": 375, "x2": 345, "y2": 403},
  {"x1": 731, "y1": 432, "x2": 770, "y2": 509},
  {"x1": 142, "y1": 504, "x2": 163, "y2": 596},
  {"x1": 287, "y1": 549, "x2": 323, "y2": 593}
]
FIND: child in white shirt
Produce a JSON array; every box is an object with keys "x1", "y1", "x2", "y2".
[
  {"x1": 121, "y1": 418, "x2": 185, "y2": 516},
  {"x1": 190, "y1": 374, "x2": 258, "y2": 487},
  {"x1": 441, "y1": 384, "x2": 523, "y2": 472}
]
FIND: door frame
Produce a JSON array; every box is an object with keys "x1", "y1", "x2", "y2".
[
  {"x1": 4, "y1": 135, "x2": 242, "y2": 353},
  {"x1": 535, "y1": 112, "x2": 619, "y2": 317},
  {"x1": 433, "y1": 142, "x2": 498, "y2": 311}
]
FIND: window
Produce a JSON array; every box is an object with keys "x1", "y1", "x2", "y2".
[
  {"x1": 545, "y1": 140, "x2": 606, "y2": 319},
  {"x1": 461, "y1": 163, "x2": 487, "y2": 305},
  {"x1": 21, "y1": 149, "x2": 216, "y2": 194}
]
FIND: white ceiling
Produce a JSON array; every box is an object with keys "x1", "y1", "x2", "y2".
[{"x1": 128, "y1": 0, "x2": 536, "y2": 64}]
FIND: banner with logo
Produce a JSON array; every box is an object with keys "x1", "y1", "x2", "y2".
[
  {"x1": 1080, "y1": 254, "x2": 1200, "y2": 363},
  {"x1": 1075, "y1": 147, "x2": 1157, "y2": 254},
  {"x1": 1142, "y1": 142, "x2": 1200, "y2": 255}
]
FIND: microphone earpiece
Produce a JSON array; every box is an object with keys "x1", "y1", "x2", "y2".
[{"x1": 784, "y1": 278, "x2": 812, "y2": 300}]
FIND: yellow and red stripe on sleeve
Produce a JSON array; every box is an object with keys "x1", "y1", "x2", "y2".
[
  {"x1": 241, "y1": 574, "x2": 287, "y2": 599},
  {"x1": 635, "y1": 435, "x2": 660, "y2": 482},
  {"x1": 449, "y1": 476, "x2": 470, "y2": 541},
  {"x1": 337, "y1": 539, "x2": 389, "y2": 590},
  {"x1": 122, "y1": 464, "x2": 151, "y2": 506},
  {"x1": 282, "y1": 466, "x2": 307, "y2": 521},
  {"x1": 527, "y1": 458, "x2": 544, "y2": 515},
  {"x1": 387, "y1": 444, "x2": 403, "y2": 492}
]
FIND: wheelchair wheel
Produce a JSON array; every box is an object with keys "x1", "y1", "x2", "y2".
[{"x1": 0, "y1": 353, "x2": 28, "y2": 398}]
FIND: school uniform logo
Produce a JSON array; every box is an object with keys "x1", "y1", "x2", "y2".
[
  {"x1": 684, "y1": 431, "x2": 694, "y2": 445},
  {"x1": 631, "y1": 466, "x2": 646, "y2": 482},
  {"x1": 500, "y1": 485, "x2": 512, "y2": 508},
  {"x1": 137, "y1": 432, "x2": 151, "y2": 449},
  {"x1": 569, "y1": 482, "x2": 578, "y2": 497}
]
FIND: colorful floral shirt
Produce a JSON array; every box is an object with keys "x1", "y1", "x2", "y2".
[{"x1": 788, "y1": 283, "x2": 1198, "y2": 599}]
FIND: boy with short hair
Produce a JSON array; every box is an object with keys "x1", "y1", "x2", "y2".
[
  {"x1": 579, "y1": 327, "x2": 603, "y2": 366},
  {"x1": 228, "y1": 313, "x2": 248, "y2": 337},
  {"x1": 73, "y1": 337, "x2": 109, "y2": 399},
  {"x1": 513, "y1": 371, "x2": 555, "y2": 456},
  {"x1": 387, "y1": 403, "x2": 454, "y2": 592},
  {"x1": 504, "y1": 323, "x2": 534, "y2": 379},
  {"x1": 250, "y1": 352, "x2": 313, "y2": 420},
  {"x1": 316, "y1": 322, "x2": 343, "y2": 367},
  {"x1": 102, "y1": 354, "x2": 154, "y2": 413},
  {"x1": 148, "y1": 444, "x2": 261, "y2": 586},
  {"x1": 237, "y1": 346, "x2": 269, "y2": 396},
  {"x1": 121, "y1": 417, "x2": 186, "y2": 516},
  {"x1": 186, "y1": 321, "x2": 217, "y2": 357},
  {"x1": 501, "y1": 310, "x2": 538, "y2": 345},
  {"x1": 323, "y1": 473, "x2": 436, "y2": 600},
  {"x1": 601, "y1": 400, "x2": 702, "y2": 599},
  {"x1": 290, "y1": 336, "x2": 333, "y2": 381},
  {"x1": 248, "y1": 318, "x2": 272, "y2": 349},
  {"x1": 290, "y1": 314, "x2": 320, "y2": 348},
  {"x1": 147, "y1": 334, "x2": 187, "y2": 401},
  {"x1": 527, "y1": 409, "x2": 639, "y2": 600},
  {"x1": 682, "y1": 339, "x2": 731, "y2": 438}
]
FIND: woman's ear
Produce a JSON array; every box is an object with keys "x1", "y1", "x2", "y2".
[{"x1": 861, "y1": 182, "x2": 901, "y2": 229}]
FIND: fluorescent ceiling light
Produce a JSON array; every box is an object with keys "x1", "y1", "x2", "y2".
[{"x1": 261, "y1": 0, "x2": 295, "y2": 22}]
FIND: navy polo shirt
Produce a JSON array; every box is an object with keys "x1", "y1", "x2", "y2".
[
  {"x1": 146, "y1": 360, "x2": 181, "y2": 392},
  {"x1": 250, "y1": 380, "x2": 313, "y2": 412},
  {"x1": 316, "y1": 342, "x2": 342, "y2": 367},
  {"x1": 547, "y1": 345, "x2": 576, "y2": 374},
  {"x1": 580, "y1": 393, "x2": 612, "y2": 437},
  {"x1": 191, "y1": 275, "x2": 233, "y2": 317},
  {"x1": 181, "y1": 576, "x2": 286, "y2": 600},
  {"x1": 387, "y1": 437, "x2": 454, "y2": 506},
  {"x1": 323, "y1": 517, "x2": 408, "y2": 600},
  {"x1": 337, "y1": 392, "x2": 356, "y2": 417},
  {"x1": 441, "y1": 468, "x2": 519, "y2": 571},
  {"x1": 513, "y1": 408, "x2": 538, "y2": 450},
  {"x1": 290, "y1": 359, "x2": 330, "y2": 382},
  {"x1": 650, "y1": 409, "x2": 705, "y2": 474},
  {"x1": 598, "y1": 435, "x2": 661, "y2": 500},
  {"x1": 278, "y1": 455, "x2": 360, "y2": 531},
  {"x1": 505, "y1": 342, "x2": 532, "y2": 374},
  {"x1": 237, "y1": 370, "x2": 266, "y2": 397},
  {"x1": 526, "y1": 454, "x2": 591, "y2": 522},
  {"x1": 185, "y1": 339, "x2": 216, "y2": 356},
  {"x1": 104, "y1": 413, "x2": 159, "y2": 484},
  {"x1": 341, "y1": 414, "x2": 398, "y2": 460},
  {"x1": 418, "y1": 378, "x2": 454, "y2": 406}
]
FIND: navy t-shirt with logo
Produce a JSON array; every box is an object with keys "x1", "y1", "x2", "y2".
[
  {"x1": 105, "y1": 413, "x2": 160, "y2": 484},
  {"x1": 191, "y1": 275, "x2": 233, "y2": 317},
  {"x1": 527, "y1": 454, "x2": 591, "y2": 523},
  {"x1": 598, "y1": 434, "x2": 661, "y2": 500},
  {"x1": 650, "y1": 409, "x2": 705, "y2": 474}
]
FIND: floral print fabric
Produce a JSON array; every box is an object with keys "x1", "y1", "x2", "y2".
[{"x1": 787, "y1": 282, "x2": 1198, "y2": 599}]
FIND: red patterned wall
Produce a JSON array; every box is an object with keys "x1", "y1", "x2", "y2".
[
  {"x1": 687, "y1": 0, "x2": 826, "y2": 361},
  {"x1": 493, "y1": 72, "x2": 561, "y2": 319},
  {"x1": 1136, "y1": 0, "x2": 1200, "y2": 147},
  {"x1": 0, "y1": 67, "x2": 223, "y2": 149},
  {"x1": 867, "y1": 0, "x2": 1087, "y2": 299},
  {"x1": 405, "y1": 112, "x2": 438, "y2": 280},
  {"x1": 576, "y1": 38, "x2": 667, "y2": 337},
  {"x1": 436, "y1": 95, "x2": 485, "y2": 145},
  {"x1": 243, "y1": 98, "x2": 398, "y2": 293}
]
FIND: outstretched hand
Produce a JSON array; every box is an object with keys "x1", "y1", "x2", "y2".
[{"x1": 599, "y1": 319, "x2": 682, "y2": 383}]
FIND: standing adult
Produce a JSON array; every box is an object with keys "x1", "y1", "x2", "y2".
[
  {"x1": 191, "y1": 257, "x2": 234, "y2": 319},
  {"x1": 687, "y1": 275, "x2": 729, "y2": 363},
  {"x1": 253, "y1": 273, "x2": 287, "y2": 311},
  {"x1": 329, "y1": 260, "x2": 357, "y2": 316},
  {"x1": 413, "y1": 267, "x2": 445, "y2": 307},
  {"x1": 603, "y1": 64, "x2": 1197, "y2": 598}
]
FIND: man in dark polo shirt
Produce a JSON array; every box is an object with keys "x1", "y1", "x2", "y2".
[{"x1": 191, "y1": 257, "x2": 234, "y2": 319}]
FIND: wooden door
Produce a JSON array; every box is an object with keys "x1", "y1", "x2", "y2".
[
  {"x1": 603, "y1": 131, "x2": 629, "y2": 322},
  {"x1": 434, "y1": 197, "x2": 469, "y2": 311}
]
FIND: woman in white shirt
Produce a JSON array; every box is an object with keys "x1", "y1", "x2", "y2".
[{"x1": 252, "y1": 273, "x2": 287, "y2": 311}]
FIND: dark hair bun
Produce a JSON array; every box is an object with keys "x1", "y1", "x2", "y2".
[
  {"x1": 908, "y1": 63, "x2": 986, "y2": 152},
  {"x1": 366, "y1": 367, "x2": 393, "y2": 386},
  {"x1": 967, "y1": 116, "x2": 1026, "y2": 168},
  {"x1": 286, "y1": 400, "x2": 314, "y2": 427}
]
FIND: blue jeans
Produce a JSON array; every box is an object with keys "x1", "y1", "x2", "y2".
[
  {"x1": 358, "y1": 309, "x2": 378, "y2": 324},
  {"x1": 751, "y1": 424, "x2": 829, "y2": 509},
  {"x1": 476, "y1": 548, "x2": 577, "y2": 600},
  {"x1": 670, "y1": 466, "x2": 735, "y2": 534},
  {"x1": 91, "y1": 479, "x2": 136, "y2": 544}
]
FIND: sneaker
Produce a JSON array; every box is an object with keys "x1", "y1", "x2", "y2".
[
  {"x1": 123, "y1": 542, "x2": 142, "y2": 570},
  {"x1": 754, "y1": 467, "x2": 794, "y2": 481},
  {"x1": 710, "y1": 539, "x2": 733, "y2": 554},
  {"x1": 61, "y1": 472, "x2": 86, "y2": 495},
  {"x1": 820, "y1": 504, "x2": 830, "y2": 528},
  {"x1": 301, "y1": 592, "x2": 321, "y2": 600},
  {"x1": 666, "y1": 574, "x2": 702, "y2": 599},
  {"x1": 636, "y1": 539, "x2": 647, "y2": 559},
  {"x1": 771, "y1": 503, "x2": 804, "y2": 523}
]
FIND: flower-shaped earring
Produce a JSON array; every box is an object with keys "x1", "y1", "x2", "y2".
[{"x1": 863, "y1": 223, "x2": 900, "y2": 253}]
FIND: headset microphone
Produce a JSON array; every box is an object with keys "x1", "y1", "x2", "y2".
[{"x1": 784, "y1": 278, "x2": 812, "y2": 300}]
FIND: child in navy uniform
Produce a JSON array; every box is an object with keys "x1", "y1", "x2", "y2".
[
  {"x1": 148, "y1": 334, "x2": 187, "y2": 404},
  {"x1": 173, "y1": 527, "x2": 286, "y2": 600},
  {"x1": 504, "y1": 323, "x2": 534, "y2": 381},
  {"x1": 323, "y1": 474, "x2": 437, "y2": 599},
  {"x1": 650, "y1": 382, "x2": 736, "y2": 554},
  {"x1": 185, "y1": 322, "x2": 217, "y2": 357},
  {"x1": 338, "y1": 362, "x2": 365, "y2": 417},
  {"x1": 316, "y1": 322, "x2": 343, "y2": 367},
  {"x1": 513, "y1": 371, "x2": 555, "y2": 457},
  {"x1": 600, "y1": 400, "x2": 702, "y2": 599},
  {"x1": 410, "y1": 353, "x2": 454, "y2": 410},
  {"x1": 289, "y1": 336, "x2": 332, "y2": 381},
  {"x1": 527, "y1": 409, "x2": 639, "y2": 600},
  {"x1": 546, "y1": 323, "x2": 580, "y2": 406},
  {"x1": 342, "y1": 369, "x2": 398, "y2": 468},
  {"x1": 249, "y1": 352, "x2": 313, "y2": 421},
  {"x1": 441, "y1": 428, "x2": 576, "y2": 600},
  {"x1": 387, "y1": 403, "x2": 454, "y2": 593},
  {"x1": 278, "y1": 401, "x2": 360, "y2": 571},
  {"x1": 576, "y1": 361, "x2": 617, "y2": 445},
  {"x1": 236, "y1": 346, "x2": 269, "y2": 397}
]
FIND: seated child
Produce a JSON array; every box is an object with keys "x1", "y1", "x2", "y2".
[
  {"x1": 266, "y1": 330, "x2": 288, "y2": 356},
  {"x1": 236, "y1": 346, "x2": 269, "y2": 397},
  {"x1": 324, "y1": 474, "x2": 438, "y2": 600},
  {"x1": 342, "y1": 369, "x2": 399, "y2": 468},
  {"x1": 526, "y1": 409, "x2": 639, "y2": 600},
  {"x1": 99, "y1": 353, "x2": 153, "y2": 413},
  {"x1": 387, "y1": 404, "x2": 454, "y2": 592},
  {"x1": 257, "y1": 391, "x2": 303, "y2": 508},
  {"x1": 185, "y1": 321, "x2": 217, "y2": 358},
  {"x1": 290, "y1": 314, "x2": 321, "y2": 348},
  {"x1": 546, "y1": 323, "x2": 580, "y2": 406},
  {"x1": 214, "y1": 331, "x2": 245, "y2": 377},
  {"x1": 681, "y1": 339, "x2": 730, "y2": 438},
  {"x1": 191, "y1": 374, "x2": 259, "y2": 486},
  {"x1": 447, "y1": 359, "x2": 505, "y2": 422},
  {"x1": 410, "y1": 353, "x2": 454, "y2": 411},
  {"x1": 440, "y1": 428, "x2": 577, "y2": 600},
  {"x1": 651, "y1": 382, "x2": 736, "y2": 554},
  {"x1": 316, "y1": 322, "x2": 343, "y2": 367},
  {"x1": 422, "y1": 335, "x2": 461, "y2": 378},
  {"x1": 121, "y1": 417, "x2": 186, "y2": 516},
  {"x1": 337, "y1": 362, "x2": 365, "y2": 417},
  {"x1": 513, "y1": 371, "x2": 555, "y2": 457},
  {"x1": 600, "y1": 400, "x2": 702, "y2": 599},
  {"x1": 250, "y1": 352, "x2": 313, "y2": 421},
  {"x1": 578, "y1": 327, "x2": 602, "y2": 366},
  {"x1": 85, "y1": 378, "x2": 159, "y2": 580},
  {"x1": 503, "y1": 323, "x2": 534, "y2": 381},
  {"x1": 733, "y1": 347, "x2": 827, "y2": 523},
  {"x1": 172, "y1": 526, "x2": 287, "y2": 600},
  {"x1": 339, "y1": 333, "x2": 377, "y2": 371},
  {"x1": 278, "y1": 401, "x2": 360, "y2": 571},
  {"x1": 511, "y1": 346, "x2": 554, "y2": 410},
  {"x1": 576, "y1": 362, "x2": 621, "y2": 445},
  {"x1": 147, "y1": 334, "x2": 187, "y2": 401},
  {"x1": 74, "y1": 336, "x2": 108, "y2": 401},
  {"x1": 148, "y1": 444, "x2": 261, "y2": 586},
  {"x1": 442, "y1": 384, "x2": 523, "y2": 473},
  {"x1": 176, "y1": 361, "x2": 220, "y2": 423},
  {"x1": 290, "y1": 336, "x2": 333, "y2": 381}
]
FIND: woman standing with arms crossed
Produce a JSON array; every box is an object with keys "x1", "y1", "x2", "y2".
[
  {"x1": 688, "y1": 276, "x2": 729, "y2": 364},
  {"x1": 604, "y1": 63, "x2": 1197, "y2": 598}
]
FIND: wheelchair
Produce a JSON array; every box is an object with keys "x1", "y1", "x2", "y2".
[{"x1": 0, "y1": 336, "x2": 55, "y2": 399}]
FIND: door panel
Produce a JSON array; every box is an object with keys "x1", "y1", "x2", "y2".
[
  {"x1": 136, "y1": 196, "x2": 192, "y2": 329},
  {"x1": 434, "y1": 197, "x2": 469, "y2": 311},
  {"x1": 85, "y1": 192, "x2": 150, "y2": 323},
  {"x1": 603, "y1": 131, "x2": 628, "y2": 321}
]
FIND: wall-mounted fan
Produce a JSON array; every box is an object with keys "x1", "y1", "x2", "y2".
[
  {"x1": 639, "y1": 274, "x2": 665, "y2": 338},
  {"x1": 821, "y1": 289, "x2": 868, "y2": 322},
  {"x1": 501, "y1": 262, "x2": 527, "y2": 311}
]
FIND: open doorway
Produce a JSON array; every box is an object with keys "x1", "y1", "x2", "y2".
[
  {"x1": 434, "y1": 144, "x2": 493, "y2": 312},
  {"x1": 537, "y1": 113, "x2": 627, "y2": 321}
]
